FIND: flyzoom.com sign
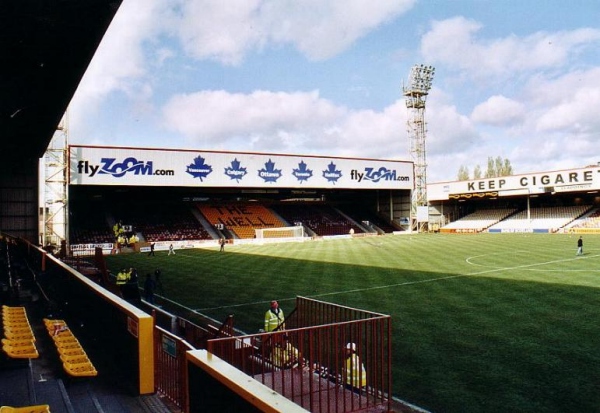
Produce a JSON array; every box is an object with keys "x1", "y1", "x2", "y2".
[{"x1": 69, "y1": 145, "x2": 413, "y2": 190}]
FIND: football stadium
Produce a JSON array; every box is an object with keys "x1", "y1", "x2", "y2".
[{"x1": 2, "y1": 3, "x2": 600, "y2": 413}]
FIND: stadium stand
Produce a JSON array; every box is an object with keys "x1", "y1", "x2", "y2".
[
  {"x1": 68, "y1": 198, "x2": 403, "y2": 246},
  {"x1": 115, "y1": 203, "x2": 211, "y2": 242},
  {"x1": 566, "y1": 208, "x2": 600, "y2": 229},
  {"x1": 487, "y1": 205, "x2": 591, "y2": 232},
  {"x1": 197, "y1": 202, "x2": 286, "y2": 239},
  {"x1": 441, "y1": 208, "x2": 517, "y2": 232},
  {"x1": 271, "y1": 203, "x2": 362, "y2": 236},
  {"x1": 340, "y1": 204, "x2": 405, "y2": 234},
  {"x1": 69, "y1": 201, "x2": 114, "y2": 245}
]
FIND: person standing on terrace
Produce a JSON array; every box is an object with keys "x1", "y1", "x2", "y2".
[{"x1": 264, "y1": 300, "x2": 285, "y2": 332}]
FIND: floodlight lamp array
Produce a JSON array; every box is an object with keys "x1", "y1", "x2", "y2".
[{"x1": 408, "y1": 64, "x2": 435, "y2": 93}]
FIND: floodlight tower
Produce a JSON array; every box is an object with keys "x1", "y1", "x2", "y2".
[
  {"x1": 403, "y1": 64, "x2": 434, "y2": 232},
  {"x1": 41, "y1": 113, "x2": 69, "y2": 248}
]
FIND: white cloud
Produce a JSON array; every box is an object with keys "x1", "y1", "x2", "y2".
[
  {"x1": 421, "y1": 16, "x2": 600, "y2": 79},
  {"x1": 471, "y1": 95, "x2": 525, "y2": 126},
  {"x1": 162, "y1": 89, "x2": 347, "y2": 152},
  {"x1": 422, "y1": 88, "x2": 480, "y2": 155},
  {"x1": 161, "y1": 89, "x2": 409, "y2": 159},
  {"x1": 69, "y1": 0, "x2": 170, "y2": 138},
  {"x1": 161, "y1": 87, "x2": 482, "y2": 182},
  {"x1": 69, "y1": 0, "x2": 416, "y2": 142},
  {"x1": 174, "y1": 0, "x2": 416, "y2": 64},
  {"x1": 75, "y1": 0, "x2": 167, "y2": 99},
  {"x1": 527, "y1": 68, "x2": 600, "y2": 134},
  {"x1": 417, "y1": 17, "x2": 600, "y2": 178}
]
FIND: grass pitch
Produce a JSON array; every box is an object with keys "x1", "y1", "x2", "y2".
[{"x1": 105, "y1": 233, "x2": 600, "y2": 413}]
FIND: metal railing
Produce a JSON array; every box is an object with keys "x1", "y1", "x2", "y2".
[
  {"x1": 154, "y1": 326, "x2": 195, "y2": 411},
  {"x1": 151, "y1": 308, "x2": 236, "y2": 410},
  {"x1": 207, "y1": 296, "x2": 392, "y2": 413}
]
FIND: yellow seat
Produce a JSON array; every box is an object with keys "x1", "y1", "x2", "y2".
[
  {"x1": 2, "y1": 344, "x2": 39, "y2": 359},
  {"x1": 4, "y1": 330, "x2": 35, "y2": 341},
  {"x1": 3, "y1": 310, "x2": 27, "y2": 316},
  {"x1": 2, "y1": 305, "x2": 26, "y2": 312},
  {"x1": 3, "y1": 320, "x2": 30, "y2": 328},
  {"x1": 53, "y1": 337, "x2": 79, "y2": 347},
  {"x1": 1, "y1": 338, "x2": 35, "y2": 347},
  {"x1": 43, "y1": 319, "x2": 66, "y2": 330},
  {"x1": 2, "y1": 312, "x2": 27, "y2": 319},
  {"x1": 3, "y1": 307, "x2": 26, "y2": 313},
  {"x1": 45, "y1": 324, "x2": 70, "y2": 337},
  {"x1": 0, "y1": 404, "x2": 51, "y2": 413},
  {"x1": 59, "y1": 353, "x2": 90, "y2": 364},
  {"x1": 51, "y1": 332, "x2": 76, "y2": 342},
  {"x1": 4, "y1": 325, "x2": 33, "y2": 334},
  {"x1": 63, "y1": 361, "x2": 97, "y2": 377},
  {"x1": 3, "y1": 316, "x2": 28, "y2": 324},
  {"x1": 51, "y1": 328, "x2": 74, "y2": 337},
  {"x1": 55, "y1": 341, "x2": 83, "y2": 352},
  {"x1": 57, "y1": 346, "x2": 86, "y2": 357},
  {"x1": 43, "y1": 318, "x2": 65, "y2": 326}
]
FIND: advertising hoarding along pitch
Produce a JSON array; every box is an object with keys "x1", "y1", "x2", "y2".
[{"x1": 69, "y1": 145, "x2": 413, "y2": 190}]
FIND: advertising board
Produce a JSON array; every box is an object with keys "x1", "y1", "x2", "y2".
[{"x1": 69, "y1": 145, "x2": 413, "y2": 190}]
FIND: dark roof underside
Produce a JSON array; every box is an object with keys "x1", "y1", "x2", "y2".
[{"x1": 0, "y1": 0, "x2": 122, "y2": 160}]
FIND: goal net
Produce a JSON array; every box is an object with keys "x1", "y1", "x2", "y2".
[{"x1": 255, "y1": 226, "x2": 305, "y2": 242}]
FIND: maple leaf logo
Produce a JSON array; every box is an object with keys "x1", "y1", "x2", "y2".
[
  {"x1": 224, "y1": 158, "x2": 248, "y2": 182},
  {"x1": 292, "y1": 160, "x2": 313, "y2": 183},
  {"x1": 185, "y1": 156, "x2": 213, "y2": 181},
  {"x1": 257, "y1": 159, "x2": 282, "y2": 183},
  {"x1": 322, "y1": 162, "x2": 342, "y2": 183}
]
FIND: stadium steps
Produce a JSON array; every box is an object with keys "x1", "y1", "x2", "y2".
[
  {"x1": 189, "y1": 207, "x2": 220, "y2": 239},
  {"x1": 333, "y1": 207, "x2": 374, "y2": 234}
]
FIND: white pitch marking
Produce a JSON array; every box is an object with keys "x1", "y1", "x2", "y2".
[{"x1": 196, "y1": 253, "x2": 600, "y2": 311}]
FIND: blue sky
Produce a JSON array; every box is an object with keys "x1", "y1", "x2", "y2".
[{"x1": 68, "y1": 0, "x2": 600, "y2": 182}]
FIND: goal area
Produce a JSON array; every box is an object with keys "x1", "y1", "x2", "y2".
[{"x1": 254, "y1": 226, "x2": 305, "y2": 243}]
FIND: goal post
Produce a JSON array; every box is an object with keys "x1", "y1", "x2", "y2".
[{"x1": 255, "y1": 226, "x2": 305, "y2": 242}]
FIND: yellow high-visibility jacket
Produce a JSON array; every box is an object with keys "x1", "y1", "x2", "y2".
[
  {"x1": 345, "y1": 353, "x2": 367, "y2": 388},
  {"x1": 264, "y1": 308, "x2": 284, "y2": 332},
  {"x1": 116, "y1": 271, "x2": 130, "y2": 285},
  {"x1": 271, "y1": 342, "x2": 299, "y2": 368}
]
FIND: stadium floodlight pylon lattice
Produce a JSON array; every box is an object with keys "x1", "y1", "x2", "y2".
[
  {"x1": 254, "y1": 226, "x2": 305, "y2": 244},
  {"x1": 403, "y1": 64, "x2": 434, "y2": 233}
]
